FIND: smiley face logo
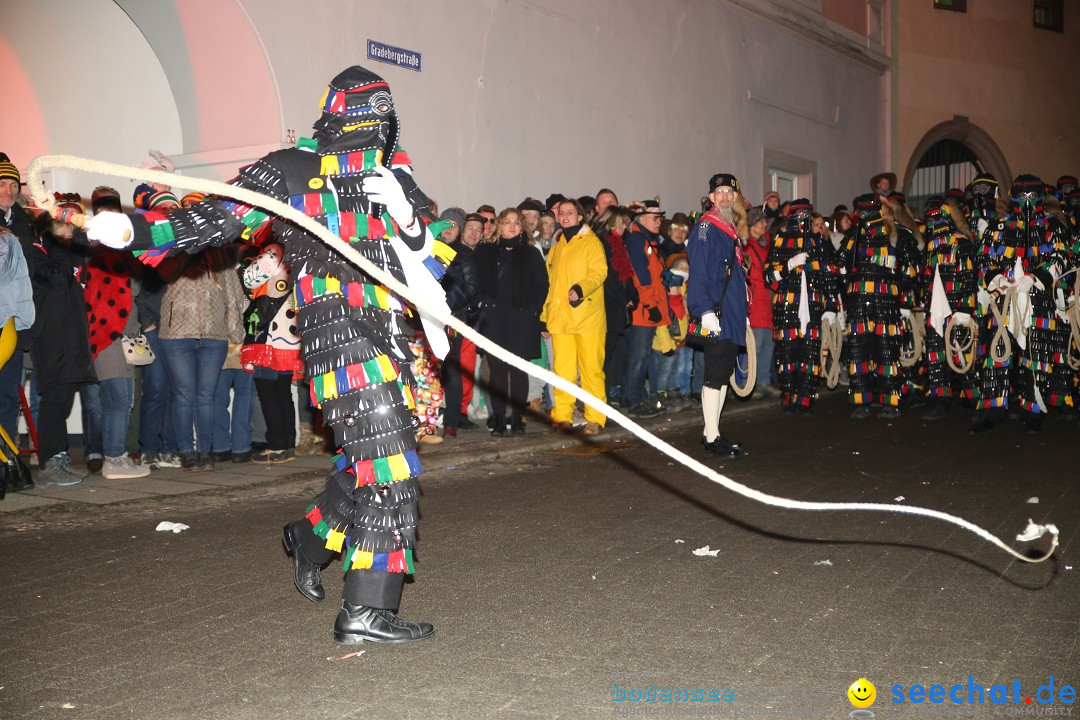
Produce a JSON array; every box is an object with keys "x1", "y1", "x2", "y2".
[{"x1": 847, "y1": 678, "x2": 876, "y2": 709}]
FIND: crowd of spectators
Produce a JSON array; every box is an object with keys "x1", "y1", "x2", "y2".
[{"x1": 2, "y1": 148, "x2": 1078, "y2": 488}]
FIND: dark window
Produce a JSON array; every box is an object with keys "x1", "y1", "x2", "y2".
[
  {"x1": 933, "y1": 0, "x2": 967, "y2": 12},
  {"x1": 1034, "y1": 0, "x2": 1064, "y2": 31},
  {"x1": 908, "y1": 139, "x2": 983, "y2": 216}
]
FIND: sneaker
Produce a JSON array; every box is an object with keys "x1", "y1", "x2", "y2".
[
  {"x1": 180, "y1": 452, "x2": 209, "y2": 472},
  {"x1": 252, "y1": 448, "x2": 296, "y2": 465},
  {"x1": 40, "y1": 453, "x2": 86, "y2": 486},
  {"x1": 878, "y1": 406, "x2": 901, "y2": 419},
  {"x1": 851, "y1": 406, "x2": 872, "y2": 420},
  {"x1": 86, "y1": 453, "x2": 104, "y2": 475},
  {"x1": 139, "y1": 452, "x2": 160, "y2": 468},
  {"x1": 156, "y1": 452, "x2": 182, "y2": 469},
  {"x1": 231, "y1": 450, "x2": 253, "y2": 463},
  {"x1": 103, "y1": 455, "x2": 151, "y2": 480}
]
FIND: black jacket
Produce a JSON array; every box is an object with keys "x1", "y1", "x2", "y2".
[
  {"x1": 20, "y1": 234, "x2": 95, "y2": 387},
  {"x1": 474, "y1": 237, "x2": 548, "y2": 360},
  {"x1": 441, "y1": 241, "x2": 480, "y2": 325}
]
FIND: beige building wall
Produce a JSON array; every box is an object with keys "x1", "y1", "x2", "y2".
[{"x1": 895, "y1": 0, "x2": 1080, "y2": 191}]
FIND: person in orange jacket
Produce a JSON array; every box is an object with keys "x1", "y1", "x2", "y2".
[
  {"x1": 541, "y1": 199, "x2": 608, "y2": 435},
  {"x1": 622, "y1": 200, "x2": 670, "y2": 418}
]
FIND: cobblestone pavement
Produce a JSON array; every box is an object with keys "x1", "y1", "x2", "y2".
[{"x1": 1, "y1": 392, "x2": 1076, "y2": 719}]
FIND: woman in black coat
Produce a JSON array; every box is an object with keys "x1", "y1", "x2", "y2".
[{"x1": 474, "y1": 208, "x2": 549, "y2": 436}]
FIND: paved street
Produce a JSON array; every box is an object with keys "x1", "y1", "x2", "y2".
[{"x1": 1, "y1": 392, "x2": 1077, "y2": 720}]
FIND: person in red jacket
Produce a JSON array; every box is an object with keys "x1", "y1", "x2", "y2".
[
  {"x1": 743, "y1": 207, "x2": 779, "y2": 397},
  {"x1": 622, "y1": 200, "x2": 670, "y2": 418}
]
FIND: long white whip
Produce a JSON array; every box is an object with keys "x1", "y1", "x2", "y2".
[{"x1": 27, "y1": 155, "x2": 1059, "y2": 564}]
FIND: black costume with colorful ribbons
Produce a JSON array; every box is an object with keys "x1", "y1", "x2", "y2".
[
  {"x1": 123, "y1": 68, "x2": 454, "y2": 593},
  {"x1": 764, "y1": 199, "x2": 840, "y2": 410},
  {"x1": 921, "y1": 198, "x2": 978, "y2": 401},
  {"x1": 834, "y1": 193, "x2": 923, "y2": 408},
  {"x1": 976, "y1": 175, "x2": 1071, "y2": 415}
]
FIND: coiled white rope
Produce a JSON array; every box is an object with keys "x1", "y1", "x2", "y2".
[
  {"x1": 27, "y1": 154, "x2": 1059, "y2": 564},
  {"x1": 944, "y1": 315, "x2": 978, "y2": 374},
  {"x1": 731, "y1": 321, "x2": 755, "y2": 397}
]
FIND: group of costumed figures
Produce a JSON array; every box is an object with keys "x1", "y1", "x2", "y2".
[
  {"x1": 758, "y1": 174, "x2": 1080, "y2": 434},
  {"x1": 38, "y1": 64, "x2": 1080, "y2": 645}
]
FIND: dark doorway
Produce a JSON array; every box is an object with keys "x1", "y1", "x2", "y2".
[{"x1": 907, "y1": 139, "x2": 983, "y2": 216}]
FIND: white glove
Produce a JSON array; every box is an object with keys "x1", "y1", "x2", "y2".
[
  {"x1": 361, "y1": 165, "x2": 417, "y2": 235},
  {"x1": 951, "y1": 311, "x2": 973, "y2": 326},
  {"x1": 1014, "y1": 275, "x2": 1034, "y2": 295},
  {"x1": 837, "y1": 308, "x2": 847, "y2": 328},
  {"x1": 701, "y1": 311, "x2": 721, "y2": 335},
  {"x1": 786, "y1": 252, "x2": 808, "y2": 271},
  {"x1": 900, "y1": 308, "x2": 912, "y2": 320},
  {"x1": 821, "y1": 311, "x2": 837, "y2": 324},
  {"x1": 1056, "y1": 288, "x2": 1068, "y2": 312},
  {"x1": 976, "y1": 218, "x2": 989, "y2": 237},
  {"x1": 977, "y1": 288, "x2": 991, "y2": 308},
  {"x1": 85, "y1": 212, "x2": 134, "y2": 249}
]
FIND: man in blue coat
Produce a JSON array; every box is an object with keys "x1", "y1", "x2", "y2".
[{"x1": 686, "y1": 173, "x2": 749, "y2": 459}]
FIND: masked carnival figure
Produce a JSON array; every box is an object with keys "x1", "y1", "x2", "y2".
[
  {"x1": 834, "y1": 193, "x2": 924, "y2": 418},
  {"x1": 965, "y1": 173, "x2": 1000, "y2": 241},
  {"x1": 919, "y1": 197, "x2": 978, "y2": 420},
  {"x1": 971, "y1": 175, "x2": 1071, "y2": 433},
  {"x1": 764, "y1": 199, "x2": 841, "y2": 413},
  {"x1": 76, "y1": 66, "x2": 455, "y2": 644}
]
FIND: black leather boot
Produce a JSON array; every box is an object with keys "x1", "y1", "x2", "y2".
[
  {"x1": 333, "y1": 601, "x2": 435, "y2": 644},
  {"x1": 281, "y1": 523, "x2": 325, "y2": 602}
]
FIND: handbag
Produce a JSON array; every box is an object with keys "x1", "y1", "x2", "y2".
[{"x1": 121, "y1": 334, "x2": 156, "y2": 366}]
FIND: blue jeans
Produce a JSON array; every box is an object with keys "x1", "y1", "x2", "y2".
[
  {"x1": 622, "y1": 325, "x2": 656, "y2": 410},
  {"x1": 673, "y1": 347, "x2": 693, "y2": 395},
  {"x1": 138, "y1": 329, "x2": 176, "y2": 455},
  {"x1": 159, "y1": 338, "x2": 227, "y2": 454},
  {"x1": 101, "y1": 377, "x2": 134, "y2": 458},
  {"x1": 213, "y1": 368, "x2": 254, "y2": 453},
  {"x1": 80, "y1": 383, "x2": 103, "y2": 459},
  {"x1": 753, "y1": 327, "x2": 776, "y2": 386}
]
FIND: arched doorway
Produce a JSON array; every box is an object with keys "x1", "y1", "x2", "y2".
[{"x1": 902, "y1": 117, "x2": 1010, "y2": 215}]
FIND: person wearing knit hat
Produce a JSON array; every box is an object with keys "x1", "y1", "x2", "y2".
[
  {"x1": 132, "y1": 183, "x2": 156, "y2": 211},
  {"x1": 91, "y1": 186, "x2": 123, "y2": 214},
  {"x1": 147, "y1": 191, "x2": 180, "y2": 213},
  {"x1": 437, "y1": 207, "x2": 466, "y2": 243},
  {"x1": 181, "y1": 192, "x2": 207, "y2": 209},
  {"x1": 0, "y1": 159, "x2": 32, "y2": 243}
]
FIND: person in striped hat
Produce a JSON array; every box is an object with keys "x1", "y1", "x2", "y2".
[
  {"x1": 0, "y1": 158, "x2": 32, "y2": 242},
  {"x1": 64, "y1": 66, "x2": 453, "y2": 645}
]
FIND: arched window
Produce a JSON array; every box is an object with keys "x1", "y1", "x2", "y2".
[
  {"x1": 907, "y1": 139, "x2": 982, "y2": 215},
  {"x1": 902, "y1": 117, "x2": 1010, "y2": 216}
]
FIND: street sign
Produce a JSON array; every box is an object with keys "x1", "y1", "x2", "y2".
[{"x1": 367, "y1": 40, "x2": 422, "y2": 72}]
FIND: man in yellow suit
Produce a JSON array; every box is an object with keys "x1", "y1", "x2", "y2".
[{"x1": 542, "y1": 199, "x2": 609, "y2": 436}]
